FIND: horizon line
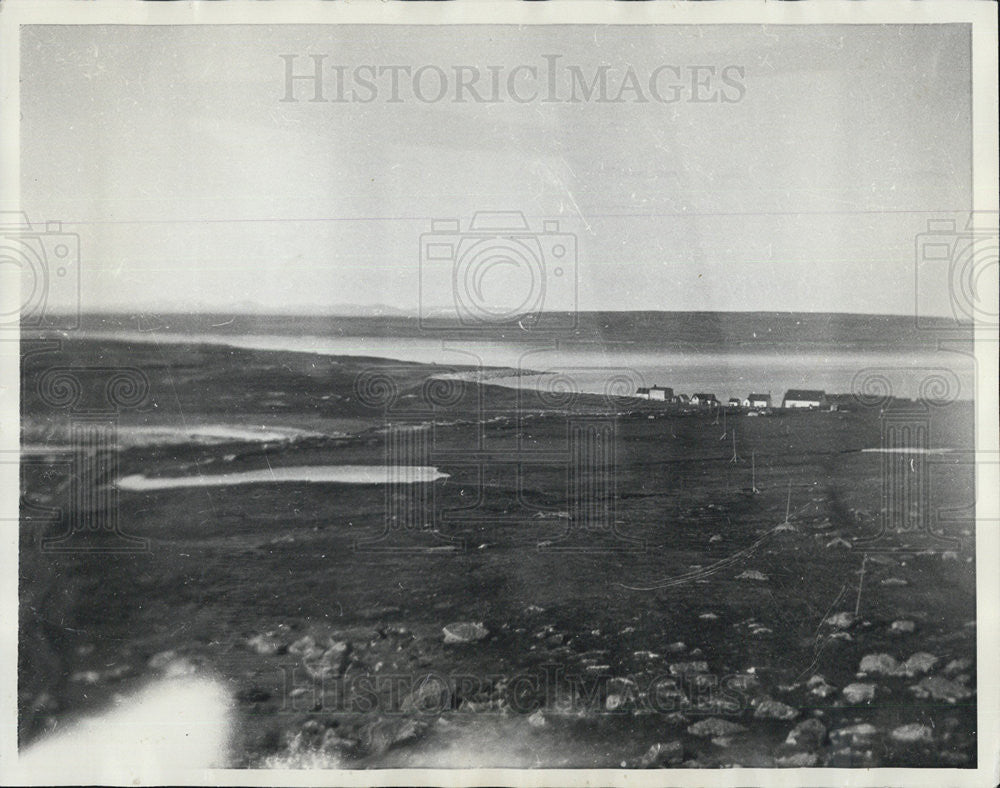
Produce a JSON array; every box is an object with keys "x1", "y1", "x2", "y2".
[{"x1": 49, "y1": 307, "x2": 970, "y2": 322}]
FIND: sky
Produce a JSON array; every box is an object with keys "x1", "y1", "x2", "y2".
[{"x1": 19, "y1": 23, "x2": 972, "y2": 315}]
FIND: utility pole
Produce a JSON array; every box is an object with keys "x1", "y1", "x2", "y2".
[
  {"x1": 854, "y1": 553, "x2": 868, "y2": 617},
  {"x1": 776, "y1": 480, "x2": 795, "y2": 531}
]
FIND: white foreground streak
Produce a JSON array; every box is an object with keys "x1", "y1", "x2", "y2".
[
  {"x1": 118, "y1": 464, "x2": 450, "y2": 491},
  {"x1": 18, "y1": 677, "x2": 233, "y2": 782}
]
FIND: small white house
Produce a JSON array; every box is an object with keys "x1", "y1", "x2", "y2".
[
  {"x1": 649, "y1": 385, "x2": 672, "y2": 402},
  {"x1": 745, "y1": 393, "x2": 772, "y2": 409},
  {"x1": 782, "y1": 389, "x2": 827, "y2": 409},
  {"x1": 636, "y1": 385, "x2": 672, "y2": 401},
  {"x1": 691, "y1": 393, "x2": 719, "y2": 407}
]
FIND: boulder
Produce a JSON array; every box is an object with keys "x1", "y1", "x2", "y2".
[
  {"x1": 584, "y1": 664, "x2": 612, "y2": 673},
  {"x1": 638, "y1": 741, "x2": 684, "y2": 768},
  {"x1": 827, "y1": 747, "x2": 878, "y2": 768},
  {"x1": 736, "y1": 570, "x2": 769, "y2": 582},
  {"x1": 901, "y1": 652, "x2": 938, "y2": 676},
  {"x1": 247, "y1": 634, "x2": 282, "y2": 655},
  {"x1": 687, "y1": 717, "x2": 747, "y2": 738},
  {"x1": 357, "y1": 718, "x2": 426, "y2": 757},
  {"x1": 608, "y1": 677, "x2": 638, "y2": 693},
  {"x1": 102, "y1": 664, "x2": 132, "y2": 681},
  {"x1": 889, "y1": 620, "x2": 916, "y2": 635},
  {"x1": 321, "y1": 728, "x2": 353, "y2": 755},
  {"x1": 754, "y1": 698, "x2": 799, "y2": 721},
  {"x1": 785, "y1": 718, "x2": 827, "y2": 748},
  {"x1": 31, "y1": 693, "x2": 58, "y2": 713},
  {"x1": 690, "y1": 695, "x2": 742, "y2": 716},
  {"x1": 909, "y1": 676, "x2": 973, "y2": 703},
  {"x1": 606, "y1": 677, "x2": 638, "y2": 710},
  {"x1": 825, "y1": 612, "x2": 857, "y2": 630},
  {"x1": 807, "y1": 674, "x2": 836, "y2": 698},
  {"x1": 944, "y1": 658, "x2": 972, "y2": 675},
  {"x1": 442, "y1": 622, "x2": 489, "y2": 644},
  {"x1": 401, "y1": 674, "x2": 451, "y2": 714},
  {"x1": 830, "y1": 723, "x2": 878, "y2": 747},
  {"x1": 605, "y1": 693, "x2": 627, "y2": 711},
  {"x1": 669, "y1": 661, "x2": 709, "y2": 676},
  {"x1": 147, "y1": 650, "x2": 178, "y2": 670},
  {"x1": 301, "y1": 719, "x2": 324, "y2": 737},
  {"x1": 289, "y1": 636, "x2": 322, "y2": 660},
  {"x1": 148, "y1": 650, "x2": 198, "y2": 677},
  {"x1": 776, "y1": 752, "x2": 819, "y2": 767},
  {"x1": 842, "y1": 683, "x2": 876, "y2": 704},
  {"x1": 891, "y1": 723, "x2": 933, "y2": 744},
  {"x1": 732, "y1": 671, "x2": 761, "y2": 690},
  {"x1": 304, "y1": 641, "x2": 349, "y2": 680},
  {"x1": 858, "y1": 653, "x2": 899, "y2": 675}
]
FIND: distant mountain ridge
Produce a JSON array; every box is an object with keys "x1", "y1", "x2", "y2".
[{"x1": 65, "y1": 310, "x2": 971, "y2": 352}]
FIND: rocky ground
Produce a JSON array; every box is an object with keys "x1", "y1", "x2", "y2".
[
  {"x1": 125, "y1": 550, "x2": 974, "y2": 769},
  {"x1": 19, "y1": 339, "x2": 977, "y2": 769}
]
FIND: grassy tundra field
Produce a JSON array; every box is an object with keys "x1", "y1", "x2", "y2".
[{"x1": 19, "y1": 335, "x2": 976, "y2": 768}]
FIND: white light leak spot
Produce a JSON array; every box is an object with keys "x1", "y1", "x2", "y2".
[{"x1": 19, "y1": 677, "x2": 233, "y2": 782}]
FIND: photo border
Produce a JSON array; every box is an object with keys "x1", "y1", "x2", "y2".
[{"x1": 1, "y1": 2, "x2": 996, "y2": 786}]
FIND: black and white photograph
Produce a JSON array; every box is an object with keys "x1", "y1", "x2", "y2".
[{"x1": 1, "y1": 2, "x2": 998, "y2": 785}]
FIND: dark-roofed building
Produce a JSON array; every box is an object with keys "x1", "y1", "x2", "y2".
[
  {"x1": 691, "y1": 393, "x2": 719, "y2": 407},
  {"x1": 782, "y1": 389, "x2": 827, "y2": 409}
]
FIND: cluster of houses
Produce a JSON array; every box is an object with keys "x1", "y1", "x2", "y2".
[{"x1": 634, "y1": 386, "x2": 829, "y2": 410}]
